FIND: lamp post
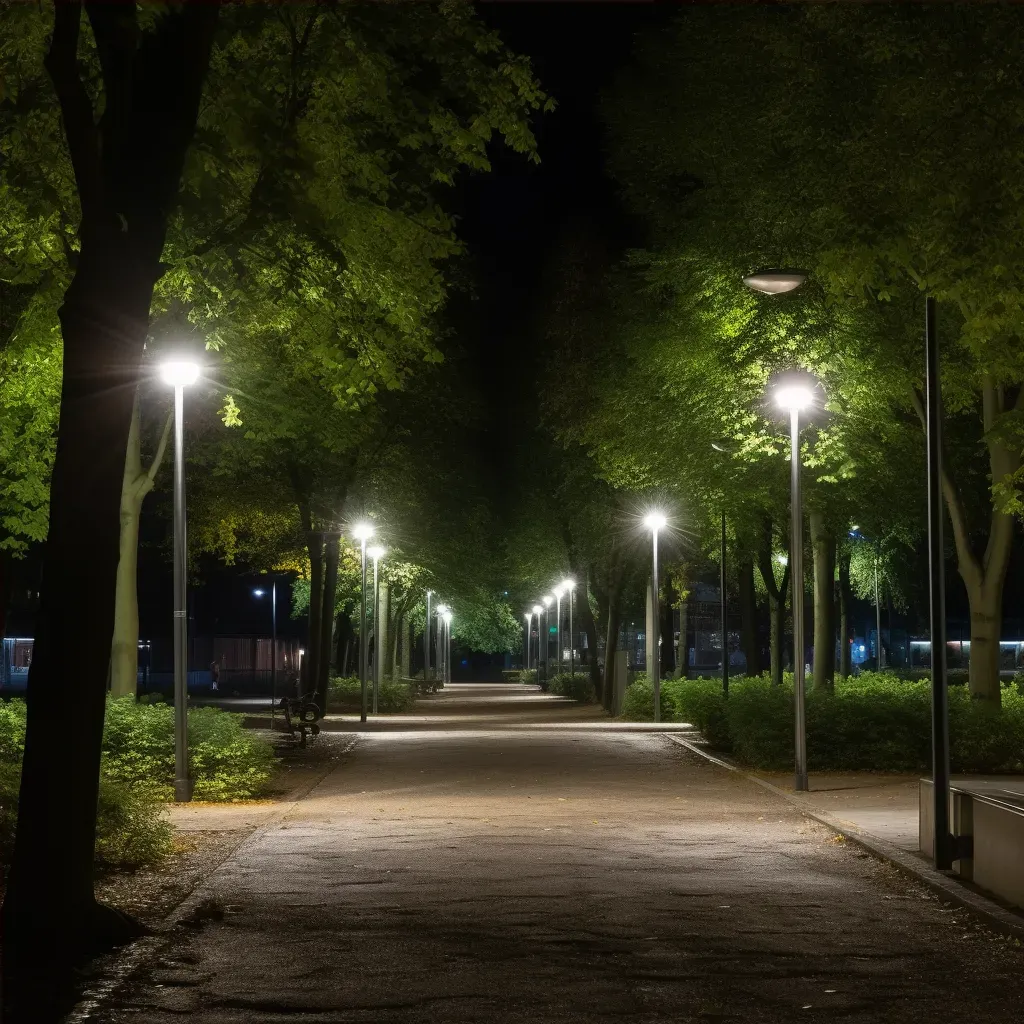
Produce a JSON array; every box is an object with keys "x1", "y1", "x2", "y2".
[
  {"x1": 253, "y1": 582, "x2": 278, "y2": 726},
  {"x1": 553, "y1": 585, "x2": 565, "y2": 675},
  {"x1": 368, "y1": 545, "x2": 386, "y2": 714},
  {"x1": 775, "y1": 382, "x2": 816, "y2": 792},
  {"x1": 541, "y1": 595, "x2": 554, "y2": 690},
  {"x1": 562, "y1": 579, "x2": 576, "y2": 678},
  {"x1": 436, "y1": 604, "x2": 449, "y2": 686},
  {"x1": 643, "y1": 512, "x2": 667, "y2": 723},
  {"x1": 523, "y1": 612, "x2": 531, "y2": 672},
  {"x1": 160, "y1": 360, "x2": 199, "y2": 803},
  {"x1": 531, "y1": 605, "x2": 542, "y2": 683},
  {"x1": 443, "y1": 610, "x2": 453, "y2": 684},
  {"x1": 352, "y1": 522, "x2": 374, "y2": 723},
  {"x1": 720, "y1": 510, "x2": 729, "y2": 697},
  {"x1": 424, "y1": 589, "x2": 432, "y2": 683}
]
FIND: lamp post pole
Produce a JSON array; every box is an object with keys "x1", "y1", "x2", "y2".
[
  {"x1": 359, "y1": 536, "x2": 368, "y2": 723},
  {"x1": 720, "y1": 510, "x2": 729, "y2": 697},
  {"x1": 651, "y1": 528, "x2": 661, "y2": 723},
  {"x1": 425, "y1": 590, "x2": 432, "y2": 683},
  {"x1": 372, "y1": 552, "x2": 381, "y2": 714},
  {"x1": 926, "y1": 296, "x2": 953, "y2": 870},
  {"x1": 569, "y1": 586, "x2": 575, "y2": 678},
  {"x1": 555, "y1": 589, "x2": 563, "y2": 676},
  {"x1": 789, "y1": 407, "x2": 808, "y2": 792},
  {"x1": 874, "y1": 556, "x2": 884, "y2": 671},
  {"x1": 524, "y1": 613, "x2": 531, "y2": 672},
  {"x1": 171, "y1": 381, "x2": 192, "y2": 803}
]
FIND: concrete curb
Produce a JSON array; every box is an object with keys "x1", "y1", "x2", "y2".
[
  {"x1": 663, "y1": 733, "x2": 1024, "y2": 945},
  {"x1": 67, "y1": 735, "x2": 360, "y2": 1022}
]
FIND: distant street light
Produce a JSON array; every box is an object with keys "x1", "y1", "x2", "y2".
[
  {"x1": 541, "y1": 595, "x2": 554, "y2": 690},
  {"x1": 368, "y1": 545, "x2": 386, "y2": 714},
  {"x1": 442, "y1": 609, "x2": 453, "y2": 684},
  {"x1": 160, "y1": 359, "x2": 200, "y2": 803},
  {"x1": 424, "y1": 589, "x2": 433, "y2": 684},
  {"x1": 562, "y1": 578, "x2": 577, "y2": 678},
  {"x1": 352, "y1": 522, "x2": 375, "y2": 723},
  {"x1": 253, "y1": 582, "x2": 278, "y2": 726},
  {"x1": 643, "y1": 512, "x2": 667, "y2": 723},
  {"x1": 523, "y1": 612, "x2": 532, "y2": 672}
]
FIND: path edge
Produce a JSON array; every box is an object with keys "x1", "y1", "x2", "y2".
[
  {"x1": 66, "y1": 734, "x2": 360, "y2": 1022},
  {"x1": 663, "y1": 732, "x2": 1024, "y2": 945}
]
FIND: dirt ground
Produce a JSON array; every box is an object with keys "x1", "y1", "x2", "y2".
[{"x1": 81, "y1": 684, "x2": 1024, "y2": 1023}]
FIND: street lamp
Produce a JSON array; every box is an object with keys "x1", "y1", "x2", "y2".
[
  {"x1": 442, "y1": 609, "x2": 453, "y2": 684},
  {"x1": 436, "y1": 604, "x2": 450, "y2": 687},
  {"x1": 643, "y1": 512, "x2": 667, "y2": 723},
  {"x1": 523, "y1": 612, "x2": 532, "y2": 672},
  {"x1": 253, "y1": 583, "x2": 278, "y2": 726},
  {"x1": 368, "y1": 545, "x2": 386, "y2": 713},
  {"x1": 742, "y1": 269, "x2": 808, "y2": 294},
  {"x1": 774, "y1": 379, "x2": 816, "y2": 792},
  {"x1": 352, "y1": 522, "x2": 375, "y2": 723},
  {"x1": 541, "y1": 595, "x2": 554, "y2": 690},
  {"x1": 561, "y1": 578, "x2": 576, "y2": 678},
  {"x1": 159, "y1": 359, "x2": 200, "y2": 803},
  {"x1": 424, "y1": 589, "x2": 432, "y2": 684},
  {"x1": 553, "y1": 584, "x2": 565, "y2": 676},
  {"x1": 531, "y1": 603, "x2": 543, "y2": 683}
]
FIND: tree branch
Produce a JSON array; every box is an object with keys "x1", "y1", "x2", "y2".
[
  {"x1": 44, "y1": 1, "x2": 102, "y2": 216},
  {"x1": 144, "y1": 406, "x2": 175, "y2": 487}
]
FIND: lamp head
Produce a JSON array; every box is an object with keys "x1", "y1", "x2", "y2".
[
  {"x1": 367, "y1": 545, "x2": 386, "y2": 560},
  {"x1": 442, "y1": 611, "x2": 452, "y2": 625},
  {"x1": 524, "y1": 612, "x2": 531, "y2": 621},
  {"x1": 562, "y1": 578, "x2": 576, "y2": 590},
  {"x1": 159, "y1": 360, "x2": 200, "y2": 388},
  {"x1": 542, "y1": 595, "x2": 553, "y2": 608},
  {"x1": 351, "y1": 522, "x2": 375, "y2": 542},
  {"x1": 775, "y1": 383, "x2": 815, "y2": 412},
  {"x1": 643, "y1": 511, "x2": 668, "y2": 532},
  {"x1": 775, "y1": 553, "x2": 789, "y2": 566},
  {"x1": 553, "y1": 585, "x2": 565, "y2": 598},
  {"x1": 742, "y1": 269, "x2": 808, "y2": 295},
  {"x1": 436, "y1": 603, "x2": 449, "y2": 615},
  {"x1": 253, "y1": 588, "x2": 265, "y2": 598},
  {"x1": 532, "y1": 604, "x2": 543, "y2": 615}
]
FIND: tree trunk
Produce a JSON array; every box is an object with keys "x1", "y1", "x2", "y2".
[
  {"x1": 401, "y1": 615, "x2": 413, "y2": 679},
  {"x1": 111, "y1": 395, "x2": 172, "y2": 698},
  {"x1": 315, "y1": 533, "x2": 339, "y2": 711},
  {"x1": 602, "y1": 581, "x2": 623, "y2": 713},
  {"x1": 677, "y1": 592, "x2": 689, "y2": 679},
  {"x1": 334, "y1": 611, "x2": 347, "y2": 675},
  {"x1": 838, "y1": 546, "x2": 852, "y2": 678},
  {"x1": 576, "y1": 572, "x2": 602, "y2": 698},
  {"x1": 756, "y1": 516, "x2": 790, "y2": 687},
  {"x1": 965, "y1": 579, "x2": 1004, "y2": 701},
  {"x1": 810, "y1": 512, "x2": 836, "y2": 692},
  {"x1": 737, "y1": 556, "x2": 758, "y2": 677},
  {"x1": 305, "y1": 532, "x2": 323, "y2": 696}
]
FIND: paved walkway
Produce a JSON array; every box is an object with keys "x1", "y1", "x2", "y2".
[{"x1": 105, "y1": 684, "x2": 1024, "y2": 1022}]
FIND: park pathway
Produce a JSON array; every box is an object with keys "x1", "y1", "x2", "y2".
[{"x1": 105, "y1": 683, "x2": 1023, "y2": 1022}]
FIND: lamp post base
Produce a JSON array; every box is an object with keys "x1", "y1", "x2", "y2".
[{"x1": 174, "y1": 778, "x2": 194, "y2": 803}]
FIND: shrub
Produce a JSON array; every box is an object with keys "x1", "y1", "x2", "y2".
[
  {"x1": 664, "y1": 678, "x2": 730, "y2": 749},
  {"x1": 101, "y1": 696, "x2": 275, "y2": 801},
  {"x1": 328, "y1": 675, "x2": 416, "y2": 713},
  {"x1": 518, "y1": 669, "x2": 538, "y2": 686},
  {"x1": 620, "y1": 674, "x2": 674, "y2": 722},
  {"x1": 549, "y1": 673, "x2": 595, "y2": 703}
]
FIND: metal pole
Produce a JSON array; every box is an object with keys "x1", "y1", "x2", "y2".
[
  {"x1": 556, "y1": 593, "x2": 562, "y2": 677},
  {"x1": 926, "y1": 295, "x2": 953, "y2": 870},
  {"x1": 791, "y1": 407, "x2": 808, "y2": 792},
  {"x1": 359, "y1": 538, "x2": 368, "y2": 723},
  {"x1": 372, "y1": 556, "x2": 380, "y2": 714},
  {"x1": 424, "y1": 590, "x2": 431, "y2": 682},
  {"x1": 569, "y1": 589, "x2": 575, "y2": 678},
  {"x1": 524, "y1": 616, "x2": 530, "y2": 672},
  {"x1": 271, "y1": 580, "x2": 277, "y2": 726},
  {"x1": 652, "y1": 528, "x2": 661, "y2": 724},
  {"x1": 172, "y1": 385, "x2": 192, "y2": 802},
  {"x1": 721, "y1": 510, "x2": 729, "y2": 697},
  {"x1": 874, "y1": 558, "x2": 883, "y2": 671}
]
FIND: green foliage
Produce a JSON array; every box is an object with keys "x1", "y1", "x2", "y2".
[
  {"x1": 663, "y1": 673, "x2": 1024, "y2": 774},
  {"x1": 619, "y1": 673, "x2": 673, "y2": 722},
  {"x1": 518, "y1": 669, "x2": 537, "y2": 686},
  {"x1": 0, "y1": 699, "x2": 174, "y2": 869},
  {"x1": 101, "y1": 696, "x2": 275, "y2": 802},
  {"x1": 549, "y1": 672, "x2": 595, "y2": 703},
  {"x1": 328, "y1": 675, "x2": 416, "y2": 714}
]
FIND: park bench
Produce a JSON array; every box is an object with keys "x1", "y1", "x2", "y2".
[{"x1": 277, "y1": 694, "x2": 321, "y2": 748}]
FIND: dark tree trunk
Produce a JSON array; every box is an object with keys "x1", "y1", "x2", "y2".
[
  {"x1": 1, "y1": 5, "x2": 218, "y2": 1014},
  {"x1": 305, "y1": 532, "x2": 324, "y2": 696},
  {"x1": 602, "y1": 580, "x2": 624, "y2": 713},
  {"x1": 810, "y1": 512, "x2": 836, "y2": 692},
  {"x1": 756, "y1": 516, "x2": 790, "y2": 687},
  {"x1": 737, "y1": 556, "x2": 759, "y2": 677},
  {"x1": 334, "y1": 611, "x2": 350, "y2": 676},
  {"x1": 838, "y1": 546, "x2": 852, "y2": 678},
  {"x1": 576, "y1": 571, "x2": 602, "y2": 699},
  {"x1": 315, "y1": 533, "x2": 339, "y2": 711}
]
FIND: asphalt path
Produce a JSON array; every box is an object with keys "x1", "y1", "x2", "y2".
[{"x1": 104, "y1": 683, "x2": 1024, "y2": 1023}]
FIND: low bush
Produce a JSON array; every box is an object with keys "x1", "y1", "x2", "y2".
[
  {"x1": 620, "y1": 673, "x2": 674, "y2": 722},
  {"x1": 549, "y1": 673, "x2": 595, "y2": 703},
  {"x1": 652, "y1": 673, "x2": 1024, "y2": 773},
  {"x1": 102, "y1": 696, "x2": 275, "y2": 801},
  {"x1": 328, "y1": 675, "x2": 416, "y2": 713},
  {"x1": 518, "y1": 669, "x2": 538, "y2": 686}
]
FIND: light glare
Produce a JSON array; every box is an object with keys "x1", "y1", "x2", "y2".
[
  {"x1": 532, "y1": 604, "x2": 543, "y2": 615},
  {"x1": 542, "y1": 595, "x2": 553, "y2": 607},
  {"x1": 352, "y1": 522, "x2": 375, "y2": 541},
  {"x1": 159, "y1": 360, "x2": 200, "y2": 388},
  {"x1": 367, "y1": 545, "x2": 386, "y2": 560},
  {"x1": 643, "y1": 512, "x2": 668, "y2": 531},
  {"x1": 562, "y1": 578, "x2": 576, "y2": 590},
  {"x1": 742, "y1": 270, "x2": 807, "y2": 295},
  {"x1": 776, "y1": 384, "x2": 814, "y2": 412}
]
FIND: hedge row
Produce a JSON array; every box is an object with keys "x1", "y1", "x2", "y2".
[
  {"x1": 328, "y1": 676, "x2": 416, "y2": 713},
  {"x1": 549, "y1": 673, "x2": 596, "y2": 703},
  {"x1": 621, "y1": 672, "x2": 1024, "y2": 773}
]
